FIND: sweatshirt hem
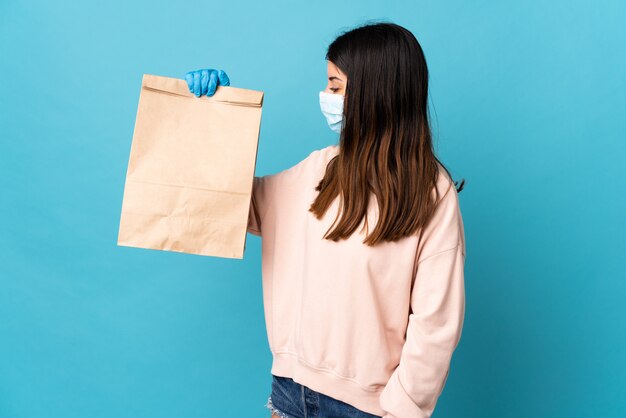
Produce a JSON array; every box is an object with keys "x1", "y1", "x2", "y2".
[{"x1": 270, "y1": 350, "x2": 386, "y2": 417}]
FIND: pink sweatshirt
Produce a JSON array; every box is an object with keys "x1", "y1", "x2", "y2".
[{"x1": 247, "y1": 144, "x2": 466, "y2": 418}]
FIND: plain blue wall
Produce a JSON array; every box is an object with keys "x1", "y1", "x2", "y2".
[{"x1": 1, "y1": 1, "x2": 625, "y2": 417}]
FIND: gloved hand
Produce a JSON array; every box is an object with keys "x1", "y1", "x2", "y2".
[{"x1": 184, "y1": 68, "x2": 230, "y2": 97}]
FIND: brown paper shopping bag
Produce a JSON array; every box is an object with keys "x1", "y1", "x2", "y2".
[{"x1": 117, "y1": 73, "x2": 263, "y2": 259}]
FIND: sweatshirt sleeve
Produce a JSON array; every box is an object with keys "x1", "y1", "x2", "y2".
[
  {"x1": 246, "y1": 149, "x2": 320, "y2": 237},
  {"x1": 247, "y1": 174, "x2": 279, "y2": 237},
  {"x1": 378, "y1": 179, "x2": 466, "y2": 418},
  {"x1": 247, "y1": 176, "x2": 264, "y2": 236}
]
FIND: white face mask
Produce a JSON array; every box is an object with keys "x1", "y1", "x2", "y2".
[{"x1": 319, "y1": 91, "x2": 344, "y2": 134}]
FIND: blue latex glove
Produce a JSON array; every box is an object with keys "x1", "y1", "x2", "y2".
[{"x1": 184, "y1": 68, "x2": 230, "y2": 97}]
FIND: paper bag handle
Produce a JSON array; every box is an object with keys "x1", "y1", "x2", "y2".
[{"x1": 141, "y1": 73, "x2": 264, "y2": 107}]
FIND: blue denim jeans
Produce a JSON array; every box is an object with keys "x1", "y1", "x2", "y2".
[{"x1": 265, "y1": 374, "x2": 382, "y2": 418}]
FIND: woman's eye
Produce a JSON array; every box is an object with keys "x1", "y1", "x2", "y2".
[{"x1": 330, "y1": 87, "x2": 339, "y2": 93}]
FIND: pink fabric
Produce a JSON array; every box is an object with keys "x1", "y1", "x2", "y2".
[{"x1": 248, "y1": 144, "x2": 466, "y2": 418}]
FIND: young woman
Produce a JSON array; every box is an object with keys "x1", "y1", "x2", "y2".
[{"x1": 185, "y1": 21, "x2": 466, "y2": 418}]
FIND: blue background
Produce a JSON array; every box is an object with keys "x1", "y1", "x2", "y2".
[{"x1": 1, "y1": 1, "x2": 625, "y2": 417}]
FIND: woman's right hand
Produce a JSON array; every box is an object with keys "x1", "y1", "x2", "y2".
[{"x1": 184, "y1": 68, "x2": 230, "y2": 97}]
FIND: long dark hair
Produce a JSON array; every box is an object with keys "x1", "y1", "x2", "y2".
[{"x1": 309, "y1": 21, "x2": 466, "y2": 246}]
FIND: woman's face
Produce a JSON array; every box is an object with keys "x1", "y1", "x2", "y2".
[{"x1": 325, "y1": 60, "x2": 347, "y2": 96}]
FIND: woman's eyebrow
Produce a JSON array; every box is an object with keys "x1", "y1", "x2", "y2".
[{"x1": 328, "y1": 76, "x2": 343, "y2": 82}]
